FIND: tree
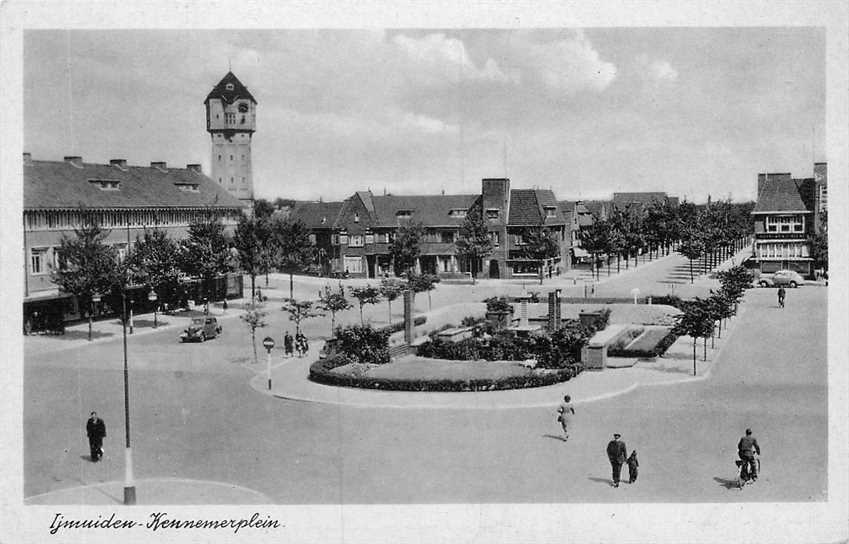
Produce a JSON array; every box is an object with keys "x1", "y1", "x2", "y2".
[
  {"x1": 677, "y1": 230, "x2": 704, "y2": 284},
  {"x1": 240, "y1": 303, "x2": 268, "y2": 364},
  {"x1": 178, "y1": 216, "x2": 233, "y2": 308},
  {"x1": 51, "y1": 223, "x2": 120, "y2": 340},
  {"x1": 317, "y1": 283, "x2": 352, "y2": 335},
  {"x1": 252, "y1": 198, "x2": 276, "y2": 219},
  {"x1": 391, "y1": 222, "x2": 424, "y2": 276},
  {"x1": 579, "y1": 219, "x2": 609, "y2": 280},
  {"x1": 809, "y1": 210, "x2": 828, "y2": 271},
  {"x1": 378, "y1": 278, "x2": 406, "y2": 324},
  {"x1": 348, "y1": 285, "x2": 382, "y2": 325},
  {"x1": 455, "y1": 206, "x2": 493, "y2": 284},
  {"x1": 125, "y1": 227, "x2": 181, "y2": 310},
  {"x1": 233, "y1": 215, "x2": 272, "y2": 301},
  {"x1": 407, "y1": 273, "x2": 440, "y2": 311},
  {"x1": 520, "y1": 228, "x2": 560, "y2": 284},
  {"x1": 270, "y1": 217, "x2": 315, "y2": 301},
  {"x1": 671, "y1": 298, "x2": 715, "y2": 375},
  {"x1": 281, "y1": 299, "x2": 323, "y2": 336}
]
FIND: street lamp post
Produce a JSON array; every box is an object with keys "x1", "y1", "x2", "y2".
[
  {"x1": 129, "y1": 299, "x2": 134, "y2": 334},
  {"x1": 90, "y1": 293, "x2": 102, "y2": 342},
  {"x1": 148, "y1": 289, "x2": 158, "y2": 328},
  {"x1": 121, "y1": 289, "x2": 136, "y2": 504},
  {"x1": 262, "y1": 337, "x2": 275, "y2": 391}
]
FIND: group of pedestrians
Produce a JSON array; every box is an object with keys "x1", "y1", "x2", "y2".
[
  {"x1": 555, "y1": 394, "x2": 759, "y2": 489},
  {"x1": 282, "y1": 331, "x2": 309, "y2": 358}
]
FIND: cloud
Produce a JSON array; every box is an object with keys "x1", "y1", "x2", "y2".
[
  {"x1": 508, "y1": 30, "x2": 617, "y2": 94},
  {"x1": 392, "y1": 33, "x2": 515, "y2": 84},
  {"x1": 637, "y1": 55, "x2": 679, "y2": 82}
]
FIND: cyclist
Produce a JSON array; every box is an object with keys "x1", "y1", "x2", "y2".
[{"x1": 737, "y1": 428, "x2": 761, "y2": 483}]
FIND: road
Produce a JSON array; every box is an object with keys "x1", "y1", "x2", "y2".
[{"x1": 23, "y1": 255, "x2": 827, "y2": 503}]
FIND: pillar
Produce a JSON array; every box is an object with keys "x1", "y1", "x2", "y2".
[
  {"x1": 403, "y1": 290, "x2": 414, "y2": 344},
  {"x1": 520, "y1": 298, "x2": 529, "y2": 328}
]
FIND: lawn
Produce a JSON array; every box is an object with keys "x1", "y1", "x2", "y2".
[{"x1": 337, "y1": 357, "x2": 533, "y2": 381}]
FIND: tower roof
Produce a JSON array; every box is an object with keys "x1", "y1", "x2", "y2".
[{"x1": 205, "y1": 71, "x2": 257, "y2": 105}]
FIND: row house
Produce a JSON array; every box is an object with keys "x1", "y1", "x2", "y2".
[
  {"x1": 23, "y1": 154, "x2": 244, "y2": 300},
  {"x1": 292, "y1": 178, "x2": 571, "y2": 280},
  {"x1": 751, "y1": 162, "x2": 827, "y2": 278}
]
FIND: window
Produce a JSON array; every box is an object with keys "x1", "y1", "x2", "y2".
[
  {"x1": 344, "y1": 256, "x2": 363, "y2": 274},
  {"x1": 349, "y1": 235, "x2": 364, "y2": 247},
  {"x1": 396, "y1": 210, "x2": 413, "y2": 218},
  {"x1": 365, "y1": 234, "x2": 374, "y2": 245},
  {"x1": 376, "y1": 232, "x2": 388, "y2": 243},
  {"x1": 176, "y1": 183, "x2": 199, "y2": 192},
  {"x1": 230, "y1": 177, "x2": 234, "y2": 184},
  {"x1": 440, "y1": 231, "x2": 455, "y2": 243},
  {"x1": 766, "y1": 215, "x2": 803, "y2": 233},
  {"x1": 490, "y1": 232, "x2": 500, "y2": 245},
  {"x1": 30, "y1": 248, "x2": 48, "y2": 275},
  {"x1": 354, "y1": 213, "x2": 360, "y2": 223},
  {"x1": 225, "y1": 83, "x2": 235, "y2": 91},
  {"x1": 88, "y1": 179, "x2": 120, "y2": 191},
  {"x1": 449, "y1": 209, "x2": 468, "y2": 218},
  {"x1": 321, "y1": 216, "x2": 327, "y2": 225},
  {"x1": 340, "y1": 234, "x2": 349, "y2": 245},
  {"x1": 332, "y1": 234, "x2": 339, "y2": 245},
  {"x1": 218, "y1": 154, "x2": 222, "y2": 161},
  {"x1": 240, "y1": 116, "x2": 246, "y2": 124},
  {"x1": 241, "y1": 155, "x2": 245, "y2": 160},
  {"x1": 513, "y1": 234, "x2": 524, "y2": 245},
  {"x1": 230, "y1": 155, "x2": 234, "y2": 161},
  {"x1": 115, "y1": 243, "x2": 128, "y2": 262},
  {"x1": 238, "y1": 102, "x2": 249, "y2": 113},
  {"x1": 486, "y1": 208, "x2": 499, "y2": 220},
  {"x1": 219, "y1": 177, "x2": 222, "y2": 183},
  {"x1": 225, "y1": 113, "x2": 236, "y2": 124},
  {"x1": 308, "y1": 234, "x2": 316, "y2": 245},
  {"x1": 544, "y1": 206, "x2": 557, "y2": 218}
]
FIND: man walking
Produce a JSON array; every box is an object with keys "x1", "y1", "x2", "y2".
[
  {"x1": 283, "y1": 331, "x2": 294, "y2": 358},
  {"x1": 737, "y1": 428, "x2": 761, "y2": 482},
  {"x1": 556, "y1": 395, "x2": 575, "y2": 441},
  {"x1": 777, "y1": 286, "x2": 786, "y2": 308},
  {"x1": 86, "y1": 412, "x2": 106, "y2": 462},
  {"x1": 606, "y1": 433, "x2": 627, "y2": 488}
]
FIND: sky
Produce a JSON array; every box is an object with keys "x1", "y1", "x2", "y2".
[{"x1": 24, "y1": 28, "x2": 825, "y2": 203}]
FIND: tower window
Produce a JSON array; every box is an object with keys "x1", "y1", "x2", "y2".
[
  {"x1": 230, "y1": 177, "x2": 234, "y2": 184},
  {"x1": 218, "y1": 155, "x2": 221, "y2": 161},
  {"x1": 230, "y1": 155, "x2": 234, "y2": 161},
  {"x1": 225, "y1": 83, "x2": 235, "y2": 91}
]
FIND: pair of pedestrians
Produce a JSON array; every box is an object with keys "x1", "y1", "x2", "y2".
[{"x1": 283, "y1": 331, "x2": 310, "y2": 358}]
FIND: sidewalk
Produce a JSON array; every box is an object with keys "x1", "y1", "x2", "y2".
[{"x1": 23, "y1": 298, "x2": 253, "y2": 356}]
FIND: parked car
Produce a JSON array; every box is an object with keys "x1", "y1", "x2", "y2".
[
  {"x1": 179, "y1": 317, "x2": 222, "y2": 342},
  {"x1": 757, "y1": 270, "x2": 805, "y2": 288},
  {"x1": 318, "y1": 338, "x2": 339, "y2": 359}
]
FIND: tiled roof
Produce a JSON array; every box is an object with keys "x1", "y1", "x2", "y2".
[
  {"x1": 289, "y1": 201, "x2": 345, "y2": 228},
  {"x1": 370, "y1": 194, "x2": 479, "y2": 227},
  {"x1": 205, "y1": 71, "x2": 257, "y2": 104},
  {"x1": 24, "y1": 160, "x2": 243, "y2": 210},
  {"x1": 581, "y1": 200, "x2": 609, "y2": 219},
  {"x1": 508, "y1": 189, "x2": 541, "y2": 225},
  {"x1": 753, "y1": 177, "x2": 814, "y2": 213},
  {"x1": 613, "y1": 192, "x2": 669, "y2": 207}
]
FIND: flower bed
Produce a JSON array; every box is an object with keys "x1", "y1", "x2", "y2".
[
  {"x1": 607, "y1": 328, "x2": 677, "y2": 358},
  {"x1": 309, "y1": 355, "x2": 582, "y2": 392}
]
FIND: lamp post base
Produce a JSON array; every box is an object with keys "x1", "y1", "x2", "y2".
[{"x1": 123, "y1": 486, "x2": 136, "y2": 505}]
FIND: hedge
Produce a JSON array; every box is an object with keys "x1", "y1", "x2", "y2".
[
  {"x1": 309, "y1": 355, "x2": 584, "y2": 392},
  {"x1": 379, "y1": 315, "x2": 427, "y2": 334}
]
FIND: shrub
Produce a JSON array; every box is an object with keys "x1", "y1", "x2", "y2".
[
  {"x1": 379, "y1": 315, "x2": 427, "y2": 334},
  {"x1": 649, "y1": 295, "x2": 686, "y2": 309},
  {"x1": 308, "y1": 360, "x2": 584, "y2": 392},
  {"x1": 334, "y1": 324, "x2": 390, "y2": 365},
  {"x1": 485, "y1": 297, "x2": 513, "y2": 313},
  {"x1": 461, "y1": 315, "x2": 484, "y2": 327},
  {"x1": 584, "y1": 308, "x2": 611, "y2": 334}
]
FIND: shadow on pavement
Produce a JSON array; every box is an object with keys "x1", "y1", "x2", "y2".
[
  {"x1": 542, "y1": 434, "x2": 568, "y2": 442},
  {"x1": 588, "y1": 476, "x2": 613, "y2": 486},
  {"x1": 713, "y1": 476, "x2": 742, "y2": 490}
]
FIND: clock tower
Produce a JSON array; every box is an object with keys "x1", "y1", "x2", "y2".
[{"x1": 205, "y1": 71, "x2": 257, "y2": 212}]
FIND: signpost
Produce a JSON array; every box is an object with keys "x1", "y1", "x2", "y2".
[{"x1": 262, "y1": 337, "x2": 275, "y2": 390}]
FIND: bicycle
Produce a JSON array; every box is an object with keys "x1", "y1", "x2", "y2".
[{"x1": 735, "y1": 454, "x2": 760, "y2": 489}]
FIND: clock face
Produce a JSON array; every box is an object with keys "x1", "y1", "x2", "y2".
[{"x1": 238, "y1": 103, "x2": 249, "y2": 113}]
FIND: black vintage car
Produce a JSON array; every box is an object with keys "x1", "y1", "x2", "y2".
[{"x1": 179, "y1": 317, "x2": 222, "y2": 342}]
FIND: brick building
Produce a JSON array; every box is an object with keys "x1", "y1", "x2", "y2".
[
  {"x1": 751, "y1": 162, "x2": 827, "y2": 278},
  {"x1": 291, "y1": 178, "x2": 570, "y2": 280}
]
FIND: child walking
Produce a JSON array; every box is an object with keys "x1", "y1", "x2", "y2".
[{"x1": 626, "y1": 450, "x2": 639, "y2": 483}]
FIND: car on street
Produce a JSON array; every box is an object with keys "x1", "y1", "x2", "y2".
[
  {"x1": 179, "y1": 317, "x2": 222, "y2": 342},
  {"x1": 757, "y1": 269, "x2": 805, "y2": 288}
]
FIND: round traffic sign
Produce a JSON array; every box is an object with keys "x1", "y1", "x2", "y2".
[{"x1": 262, "y1": 336, "x2": 275, "y2": 351}]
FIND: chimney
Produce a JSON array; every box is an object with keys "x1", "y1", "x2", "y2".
[
  {"x1": 64, "y1": 156, "x2": 83, "y2": 168},
  {"x1": 23, "y1": 152, "x2": 31, "y2": 165},
  {"x1": 186, "y1": 164, "x2": 202, "y2": 173},
  {"x1": 151, "y1": 161, "x2": 167, "y2": 170}
]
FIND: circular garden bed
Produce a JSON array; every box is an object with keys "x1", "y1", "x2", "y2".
[{"x1": 309, "y1": 355, "x2": 582, "y2": 392}]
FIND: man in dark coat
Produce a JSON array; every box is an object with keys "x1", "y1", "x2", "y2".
[
  {"x1": 606, "y1": 433, "x2": 627, "y2": 487},
  {"x1": 777, "y1": 286, "x2": 786, "y2": 308},
  {"x1": 86, "y1": 412, "x2": 106, "y2": 462},
  {"x1": 737, "y1": 428, "x2": 761, "y2": 481}
]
